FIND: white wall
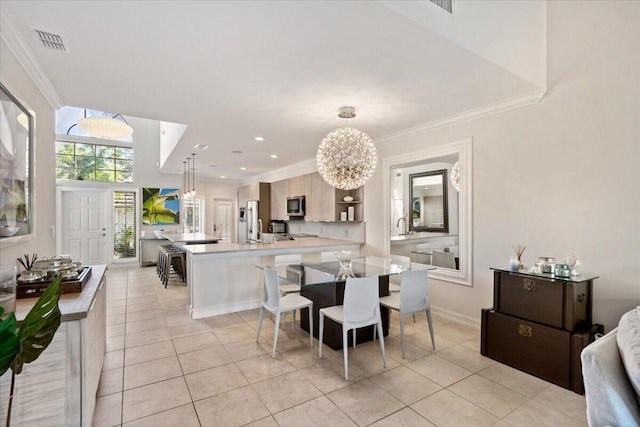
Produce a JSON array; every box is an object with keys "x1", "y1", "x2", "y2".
[
  {"x1": 0, "y1": 39, "x2": 57, "y2": 265},
  {"x1": 379, "y1": 0, "x2": 547, "y2": 89},
  {"x1": 364, "y1": 0, "x2": 640, "y2": 331}
]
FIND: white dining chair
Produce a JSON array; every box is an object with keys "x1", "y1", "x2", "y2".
[
  {"x1": 389, "y1": 254, "x2": 410, "y2": 293},
  {"x1": 378, "y1": 269, "x2": 435, "y2": 358},
  {"x1": 318, "y1": 275, "x2": 386, "y2": 380},
  {"x1": 432, "y1": 250, "x2": 456, "y2": 269},
  {"x1": 256, "y1": 266, "x2": 313, "y2": 358}
]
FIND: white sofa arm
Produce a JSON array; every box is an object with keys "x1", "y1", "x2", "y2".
[{"x1": 581, "y1": 328, "x2": 640, "y2": 426}]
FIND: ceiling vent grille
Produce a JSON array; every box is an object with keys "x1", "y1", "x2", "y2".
[
  {"x1": 428, "y1": 0, "x2": 453, "y2": 14},
  {"x1": 33, "y1": 29, "x2": 68, "y2": 52}
]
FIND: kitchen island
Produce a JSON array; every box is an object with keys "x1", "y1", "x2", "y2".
[
  {"x1": 162, "y1": 232, "x2": 219, "y2": 245},
  {"x1": 2, "y1": 265, "x2": 107, "y2": 426},
  {"x1": 183, "y1": 237, "x2": 361, "y2": 319}
]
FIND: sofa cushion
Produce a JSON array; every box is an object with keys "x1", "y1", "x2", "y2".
[
  {"x1": 582, "y1": 328, "x2": 640, "y2": 427},
  {"x1": 617, "y1": 306, "x2": 640, "y2": 402}
]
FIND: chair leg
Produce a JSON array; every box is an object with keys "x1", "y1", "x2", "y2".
[
  {"x1": 400, "y1": 313, "x2": 406, "y2": 359},
  {"x1": 376, "y1": 319, "x2": 387, "y2": 368},
  {"x1": 319, "y1": 312, "x2": 325, "y2": 358},
  {"x1": 343, "y1": 327, "x2": 349, "y2": 380},
  {"x1": 272, "y1": 311, "x2": 280, "y2": 358},
  {"x1": 426, "y1": 309, "x2": 435, "y2": 350},
  {"x1": 413, "y1": 313, "x2": 416, "y2": 323},
  {"x1": 308, "y1": 305, "x2": 313, "y2": 348},
  {"x1": 292, "y1": 310, "x2": 296, "y2": 335},
  {"x1": 256, "y1": 307, "x2": 265, "y2": 342}
]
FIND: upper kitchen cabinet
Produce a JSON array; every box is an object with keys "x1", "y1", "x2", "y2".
[
  {"x1": 287, "y1": 175, "x2": 305, "y2": 197},
  {"x1": 269, "y1": 173, "x2": 364, "y2": 222},
  {"x1": 304, "y1": 172, "x2": 334, "y2": 221},
  {"x1": 270, "y1": 179, "x2": 288, "y2": 220}
]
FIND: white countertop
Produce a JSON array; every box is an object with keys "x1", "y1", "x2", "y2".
[
  {"x1": 15, "y1": 265, "x2": 106, "y2": 322},
  {"x1": 184, "y1": 237, "x2": 362, "y2": 255},
  {"x1": 391, "y1": 232, "x2": 458, "y2": 242},
  {"x1": 162, "y1": 232, "x2": 219, "y2": 243}
]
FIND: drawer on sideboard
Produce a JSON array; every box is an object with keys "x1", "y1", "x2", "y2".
[
  {"x1": 481, "y1": 308, "x2": 571, "y2": 388},
  {"x1": 493, "y1": 271, "x2": 592, "y2": 331}
]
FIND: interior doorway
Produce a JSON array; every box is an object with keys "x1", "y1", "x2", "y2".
[{"x1": 212, "y1": 197, "x2": 235, "y2": 243}]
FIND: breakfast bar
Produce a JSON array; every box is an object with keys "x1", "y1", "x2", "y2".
[{"x1": 183, "y1": 237, "x2": 361, "y2": 319}]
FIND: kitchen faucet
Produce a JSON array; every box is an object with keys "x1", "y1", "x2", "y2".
[{"x1": 396, "y1": 216, "x2": 407, "y2": 236}]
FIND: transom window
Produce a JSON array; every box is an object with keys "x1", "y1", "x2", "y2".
[{"x1": 56, "y1": 141, "x2": 133, "y2": 183}]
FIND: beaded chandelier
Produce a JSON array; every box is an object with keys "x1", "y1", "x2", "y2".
[
  {"x1": 316, "y1": 107, "x2": 377, "y2": 190},
  {"x1": 450, "y1": 161, "x2": 460, "y2": 192}
]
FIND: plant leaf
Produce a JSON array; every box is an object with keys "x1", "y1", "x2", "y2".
[
  {"x1": 10, "y1": 276, "x2": 62, "y2": 375},
  {"x1": 0, "y1": 311, "x2": 19, "y2": 376}
]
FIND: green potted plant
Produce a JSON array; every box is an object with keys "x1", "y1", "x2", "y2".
[{"x1": 0, "y1": 276, "x2": 62, "y2": 427}]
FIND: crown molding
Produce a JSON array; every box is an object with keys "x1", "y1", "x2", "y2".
[
  {"x1": 375, "y1": 89, "x2": 545, "y2": 146},
  {"x1": 0, "y1": 5, "x2": 63, "y2": 109},
  {"x1": 249, "y1": 157, "x2": 317, "y2": 184}
]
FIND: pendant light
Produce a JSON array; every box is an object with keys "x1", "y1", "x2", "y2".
[
  {"x1": 190, "y1": 152, "x2": 197, "y2": 199},
  {"x1": 182, "y1": 160, "x2": 188, "y2": 198},
  {"x1": 76, "y1": 109, "x2": 133, "y2": 139},
  {"x1": 316, "y1": 106, "x2": 377, "y2": 190}
]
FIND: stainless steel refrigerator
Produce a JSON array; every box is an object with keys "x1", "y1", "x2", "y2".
[{"x1": 246, "y1": 200, "x2": 261, "y2": 242}]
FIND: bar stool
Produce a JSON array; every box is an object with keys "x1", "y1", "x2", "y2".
[{"x1": 158, "y1": 245, "x2": 186, "y2": 288}]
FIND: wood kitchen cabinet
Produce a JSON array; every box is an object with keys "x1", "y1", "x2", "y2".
[
  {"x1": 269, "y1": 172, "x2": 365, "y2": 222},
  {"x1": 0, "y1": 266, "x2": 107, "y2": 426},
  {"x1": 305, "y1": 172, "x2": 334, "y2": 221},
  {"x1": 270, "y1": 179, "x2": 288, "y2": 220},
  {"x1": 287, "y1": 176, "x2": 305, "y2": 197}
]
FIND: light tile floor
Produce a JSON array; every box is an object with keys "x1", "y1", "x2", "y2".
[{"x1": 93, "y1": 266, "x2": 588, "y2": 427}]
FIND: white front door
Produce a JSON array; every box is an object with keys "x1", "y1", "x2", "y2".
[
  {"x1": 213, "y1": 198, "x2": 234, "y2": 243},
  {"x1": 60, "y1": 189, "x2": 109, "y2": 265}
]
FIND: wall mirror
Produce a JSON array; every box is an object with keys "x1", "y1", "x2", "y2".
[
  {"x1": 0, "y1": 82, "x2": 35, "y2": 248},
  {"x1": 383, "y1": 138, "x2": 472, "y2": 287},
  {"x1": 409, "y1": 169, "x2": 448, "y2": 233}
]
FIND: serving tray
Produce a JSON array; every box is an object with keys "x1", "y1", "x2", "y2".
[{"x1": 17, "y1": 266, "x2": 92, "y2": 299}]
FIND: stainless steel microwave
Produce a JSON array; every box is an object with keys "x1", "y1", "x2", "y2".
[{"x1": 287, "y1": 195, "x2": 305, "y2": 217}]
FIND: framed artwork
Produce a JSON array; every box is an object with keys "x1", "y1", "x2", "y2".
[
  {"x1": 0, "y1": 82, "x2": 35, "y2": 247},
  {"x1": 142, "y1": 188, "x2": 180, "y2": 225}
]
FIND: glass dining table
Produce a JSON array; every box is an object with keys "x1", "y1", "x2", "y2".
[{"x1": 261, "y1": 257, "x2": 434, "y2": 350}]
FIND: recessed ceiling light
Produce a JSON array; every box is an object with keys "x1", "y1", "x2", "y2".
[
  {"x1": 240, "y1": 167, "x2": 246, "y2": 170},
  {"x1": 231, "y1": 150, "x2": 243, "y2": 154},
  {"x1": 220, "y1": 175, "x2": 226, "y2": 179},
  {"x1": 194, "y1": 144, "x2": 208, "y2": 150},
  {"x1": 270, "y1": 154, "x2": 278, "y2": 159},
  {"x1": 254, "y1": 136, "x2": 264, "y2": 141}
]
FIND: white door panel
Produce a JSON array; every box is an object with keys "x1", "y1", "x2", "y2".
[
  {"x1": 61, "y1": 190, "x2": 109, "y2": 265},
  {"x1": 213, "y1": 198, "x2": 234, "y2": 243}
]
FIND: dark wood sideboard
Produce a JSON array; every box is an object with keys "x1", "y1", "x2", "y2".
[{"x1": 481, "y1": 267, "x2": 602, "y2": 394}]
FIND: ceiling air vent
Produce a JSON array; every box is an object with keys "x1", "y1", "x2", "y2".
[
  {"x1": 428, "y1": 0, "x2": 453, "y2": 14},
  {"x1": 32, "y1": 28, "x2": 68, "y2": 52}
]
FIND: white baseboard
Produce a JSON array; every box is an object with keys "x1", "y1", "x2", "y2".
[
  {"x1": 431, "y1": 305, "x2": 481, "y2": 330},
  {"x1": 192, "y1": 300, "x2": 261, "y2": 319}
]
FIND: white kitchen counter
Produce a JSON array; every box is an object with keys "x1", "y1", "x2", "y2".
[
  {"x1": 184, "y1": 237, "x2": 361, "y2": 256},
  {"x1": 162, "y1": 232, "x2": 219, "y2": 244},
  {"x1": 183, "y1": 237, "x2": 362, "y2": 319}
]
